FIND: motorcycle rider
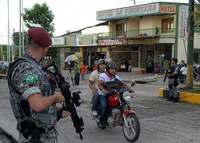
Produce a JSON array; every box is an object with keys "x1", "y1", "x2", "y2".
[
  {"x1": 89, "y1": 59, "x2": 106, "y2": 116},
  {"x1": 98, "y1": 61, "x2": 131, "y2": 129}
]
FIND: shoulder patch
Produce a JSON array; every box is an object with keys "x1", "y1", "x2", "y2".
[{"x1": 24, "y1": 74, "x2": 37, "y2": 84}]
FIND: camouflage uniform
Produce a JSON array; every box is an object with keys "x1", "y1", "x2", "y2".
[
  {"x1": 168, "y1": 64, "x2": 179, "y2": 99},
  {"x1": 9, "y1": 52, "x2": 58, "y2": 143}
]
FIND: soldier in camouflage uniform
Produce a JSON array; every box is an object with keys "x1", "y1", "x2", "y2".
[
  {"x1": 166, "y1": 58, "x2": 180, "y2": 103},
  {"x1": 7, "y1": 27, "x2": 71, "y2": 143}
]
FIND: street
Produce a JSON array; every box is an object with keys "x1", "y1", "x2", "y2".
[{"x1": 0, "y1": 72, "x2": 200, "y2": 143}]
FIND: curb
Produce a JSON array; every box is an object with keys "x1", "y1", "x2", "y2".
[{"x1": 159, "y1": 88, "x2": 200, "y2": 104}]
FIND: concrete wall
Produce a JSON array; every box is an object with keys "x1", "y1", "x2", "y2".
[
  {"x1": 194, "y1": 33, "x2": 200, "y2": 49},
  {"x1": 140, "y1": 16, "x2": 154, "y2": 29},
  {"x1": 128, "y1": 18, "x2": 140, "y2": 30}
]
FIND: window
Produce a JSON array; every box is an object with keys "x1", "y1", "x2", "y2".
[
  {"x1": 116, "y1": 23, "x2": 127, "y2": 37},
  {"x1": 161, "y1": 18, "x2": 174, "y2": 33}
]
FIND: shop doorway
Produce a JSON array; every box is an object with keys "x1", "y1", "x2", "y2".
[{"x1": 146, "y1": 51, "x2": 154, "y2": 73}]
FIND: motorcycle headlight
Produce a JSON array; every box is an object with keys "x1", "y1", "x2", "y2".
[{"x1": 123, "y1": 91, "x2": 132, "y2": 100}]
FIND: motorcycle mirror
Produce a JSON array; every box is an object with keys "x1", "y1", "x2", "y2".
[{"x1": 131, "y1": 81, "x2": 136, "y2": 87}]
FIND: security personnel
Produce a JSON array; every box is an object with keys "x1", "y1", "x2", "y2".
[
  {"x1": 166, "y1": 58, "x2": 180, "y2": 103},
  {"x1": 7, "y1": 27, "x2": 71, "y2": 143}
]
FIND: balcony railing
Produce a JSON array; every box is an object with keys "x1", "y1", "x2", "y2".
[{"x1": 98, "y1": 28, "x2": 176, "y2": 39}]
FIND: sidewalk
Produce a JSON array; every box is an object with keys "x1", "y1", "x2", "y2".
[{"x1": 61, "y1": 70, "x2": 158, "y2": 83}]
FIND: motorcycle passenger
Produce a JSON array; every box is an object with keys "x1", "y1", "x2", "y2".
[
  {"x1": 98, "y1": 61, "x2": 131, "y2": 129},
  {"x1": 89, "y1": 59, "x2": 106, "y2": 116}
]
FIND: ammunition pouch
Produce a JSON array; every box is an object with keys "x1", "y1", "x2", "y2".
[
  {"x1": 19, "y1": 120, "x2": 55, "y2": 141},
  {"x1": 9, "y1": 95, "x2": 25, "y2": 120},
  {"x1": 18, "y1": 120, "x2": 36, "y2": 139}
]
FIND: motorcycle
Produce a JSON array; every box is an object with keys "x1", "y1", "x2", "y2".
[{"x1": 91, "y1": 81, "x2": 140, "y2": 142}]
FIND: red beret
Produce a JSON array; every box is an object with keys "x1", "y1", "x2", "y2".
[{"x1": 28, "y1": 27, "x2": 52, "y2": 47}]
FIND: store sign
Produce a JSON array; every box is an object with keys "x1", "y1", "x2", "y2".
[
  {"x1": 97, "y1": 3, "x2": 159, "y2": 20},
  {"x1": 52, "y1": 37, "x2": 65, "y2": 45},
  {"x1": 160, "y1": 5, "x2": 176, "y2": 13},
  {"x1": 99, "y1": 39, "x2": 127, "y2": 45},
  {"x1": 179, "y1": 5, "x2": 188, "y2": 38},
  {"x1": 78, "y1": 34, "x2": 97, "y2": 46}
]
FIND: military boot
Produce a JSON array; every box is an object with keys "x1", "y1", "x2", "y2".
[
  {"x1": 173, "y1": 97, "x2": 179, "y2": 103},
  {"x1": 166, "y1": 96, "x2": 173, "y2": 101}
]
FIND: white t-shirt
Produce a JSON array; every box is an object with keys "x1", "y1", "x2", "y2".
[
  {"x1": 98, "y1": 72, "x2": 121, "y2": 96},
  {"x1": 180, "y1": 67, "x2": 187, "y2": 75}
]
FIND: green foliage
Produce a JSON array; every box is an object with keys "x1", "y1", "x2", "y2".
[
  {"x1": 140, "y1": 62, "x2": 146, "y2": 69},
  {"x1": 22, "y1": 3, "x2": 55, "y2": 36},
  {"x1": 163, "y1": 60, "x2": 170, "y2": 71},
  {"x1": 179, "y1": 87, "x2": 200, "y2": 94},
  {"x1": 14, "y1": 47, "x2": 20, "y2": 60},
  {"x1": 192, "y1": 1, "x2": 200, "y2": 27},
  {"x1": 12, "y1": 31, "x2": 28, "y2": 46},
  {"x1": 0, "y1": 45, "x2": 8, "y2": 60}
]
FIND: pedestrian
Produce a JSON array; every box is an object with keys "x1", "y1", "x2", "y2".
[
  {"x1": 125, "y1": 59, "x2": 129, "y2": 72},
  {"x1": 166, "y1": 58, "x2": 180, "y2": 103},
  {"x1": 128, "y1": 59, "x2": 132, "y2": 72},
  {"x1": 193, "y1": 61, "x2": 198, "y2": 80},
  {"x1": 81, "y1": 62, "x2": 87, "y2": 83},
  {"x1": 7, "y1": 27, "x2": 71, "y2": 143},
  {"x1": 74, "y1": 61, "x2": 80, "y2": 86},
  {"x1": 0, "y1": 62, "x2": 6, "y2": 70},
  {"x1": 89, "y1": 59, "x2": 106, "y2": 116},
  {"x1": 179, "y1": 64, "x2": 187, "y2": 84}
]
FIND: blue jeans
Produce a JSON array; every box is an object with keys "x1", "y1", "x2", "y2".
[
  {"x1": 99, "y1": 95, "x2": 107, "y2": 123},
  {"x1": 74, "y1": 73, "x2": 80, "y2": 85}
]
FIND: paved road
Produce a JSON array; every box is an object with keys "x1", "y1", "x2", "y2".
[{"x1": 0, "y1": 72, "x2": 200, "y2": 143}]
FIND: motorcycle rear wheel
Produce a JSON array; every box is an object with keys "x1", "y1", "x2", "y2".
[{"x1": 122, "y1": 114, "x2": 140, "y2": 142}]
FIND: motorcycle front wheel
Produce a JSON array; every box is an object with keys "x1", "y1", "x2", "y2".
[{"x1": 122, "y1": 114, "x2": 140, "y2": 142}]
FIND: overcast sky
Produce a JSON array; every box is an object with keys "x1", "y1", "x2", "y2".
[{"x1": 0, "y1": 0, "x2": 188, "y2": 44}]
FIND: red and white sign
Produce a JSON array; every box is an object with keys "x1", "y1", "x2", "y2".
[{"x1": 99, "y1": 39, "x2": 127, "y2": 45}]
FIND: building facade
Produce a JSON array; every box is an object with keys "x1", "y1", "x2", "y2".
[
  {"x1": 54, "y1": 2, "x2": 200, "y2": 72},
  {"x1": 96, "y1": 2, "x2": 200, "y2": 72}
]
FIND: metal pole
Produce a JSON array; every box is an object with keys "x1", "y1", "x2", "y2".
[
  {"x1": 12, "y1": 29, "x2": 15, "y2": 61},
  {"x1": 22, "y1": 0, "x2": 24, "y2": 55},
  {"x1": 186, "y1": 0, "x2": 194, "y2": 88},
  {"x1": 19, "y1": 0, "x2": 22, "y2": 57},
  {"x1": 7, "y1": 0, "x2": 10, "y2": 62},
  {"x1": 0, "y1": 45, "x2": 2, "y2": 61}
]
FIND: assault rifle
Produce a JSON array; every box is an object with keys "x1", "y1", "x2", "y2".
[
  {"x1": 163, "y1": 68, "x2": 169, "y2": 83},
  {"x1": 43, "y1": 60, "x2": 84, "y2": 140}
]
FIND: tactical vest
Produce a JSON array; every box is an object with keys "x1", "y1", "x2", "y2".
[
  {"x1": 168, "y1": 65, "x2": 178, "y2": 79},
  {"x1": 7, "y1": 55, "x2": 57, "y2": 135}
]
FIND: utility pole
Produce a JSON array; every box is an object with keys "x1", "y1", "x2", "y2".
[
  {"x1": 12, "y1": 29, "x2": 15, "y2": 61},
  {"x1": 19, "y1": 0, "x2": 22, "y2": 57},
  {"x1": 186, "y1": 0, "x2": 194, "y2": 88},
  {"x1": 21, "y1": 0, "x2": 24, "y2": 55},
  {"x1": 7, "y1": 0, "x2": 10, "y2": 62}
]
